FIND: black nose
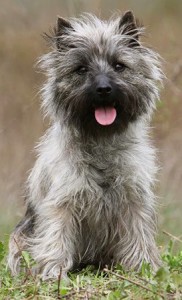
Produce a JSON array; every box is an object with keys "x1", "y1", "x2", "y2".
[{"x1": 96, "y1": 75, "x2": 112, "y2": 95}]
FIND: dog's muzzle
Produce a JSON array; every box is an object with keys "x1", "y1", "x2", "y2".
[{"x1": 94, "y1": 75, "x2": 117, "y2": 126}]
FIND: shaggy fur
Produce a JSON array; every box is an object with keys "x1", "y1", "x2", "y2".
[{"x1": 8, "y1": 11, "x2": 163, "y2": 280}]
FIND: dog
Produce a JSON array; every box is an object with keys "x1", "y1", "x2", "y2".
[{"x1": 8, "y1": 11, "x2": 163, "y2": 280}]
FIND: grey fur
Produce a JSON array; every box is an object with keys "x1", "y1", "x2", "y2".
[{"x1": 8, "y1": 12, "x2": 163, "y2": 280}]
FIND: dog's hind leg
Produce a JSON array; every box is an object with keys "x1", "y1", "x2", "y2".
[{"x1": 8, "y1": 204, "x2": 35, "y2": 274}]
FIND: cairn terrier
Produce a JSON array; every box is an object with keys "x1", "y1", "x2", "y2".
[{"x1": 8, "y1": 11, "x2": 163, "y2": 280}]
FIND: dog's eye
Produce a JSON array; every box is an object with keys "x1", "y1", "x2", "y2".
[
  {"x1": 114, "y1": 63, "x2": 126, "y2": 72},
  {"x1": 76, "y1": 66, "x2": 88, "y2": 75}
]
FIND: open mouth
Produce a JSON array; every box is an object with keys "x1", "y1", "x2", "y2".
[{"x1": 94, "y1": 107, "x2": 117, "y2": 126}]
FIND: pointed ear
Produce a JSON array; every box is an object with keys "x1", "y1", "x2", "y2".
[
  {"x1": 56, "y1": 17, "x2": 72, "y2": 36},
  {"x1": 55, "y1": 17, "x2": 73, "y2": 49},
  {"x1": 119, "y1": 11, "x2": 140, "y2": 47}
]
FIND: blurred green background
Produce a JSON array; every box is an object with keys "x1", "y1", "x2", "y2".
[{"x1": 0, "y1": 0, "x2": 182, "y2": 248}]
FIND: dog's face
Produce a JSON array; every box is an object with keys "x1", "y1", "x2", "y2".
[{"x1": 41, "y1": 12, "x2": 162, "y2": 136}]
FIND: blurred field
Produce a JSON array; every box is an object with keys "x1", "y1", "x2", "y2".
[{"x1": 0, "y1": 0, "x2": 182, "y2": 247}]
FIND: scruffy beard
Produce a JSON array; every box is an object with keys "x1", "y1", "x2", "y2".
[{"x1": 55, "y1": 79, "x2": 150, "y2": 138}]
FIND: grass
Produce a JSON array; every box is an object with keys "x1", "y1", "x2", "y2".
[{"x1": 0, "y1": 240, "x2": 181, "y2": 300}]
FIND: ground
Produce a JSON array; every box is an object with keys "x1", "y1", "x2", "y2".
[{"x1": 0, "y1": 239, "x2": 181, "y2": 300}]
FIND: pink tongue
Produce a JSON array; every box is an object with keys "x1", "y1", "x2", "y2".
[{"x1": 95, "y1": 107, "x2": 117, "y2": 126}]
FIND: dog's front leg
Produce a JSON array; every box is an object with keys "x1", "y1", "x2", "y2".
[
  {"x1": 114, "y1": 203, "x2": 160, "y2": 271},
  {"x1": 29, "y1": 206, "x2": 78, "y2": 280}
]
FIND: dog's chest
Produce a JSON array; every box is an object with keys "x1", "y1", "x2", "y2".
[{"x1": 76, "y1": 155, "x2": 127, "y2": 208}]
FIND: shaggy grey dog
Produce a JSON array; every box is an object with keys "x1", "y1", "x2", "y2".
[{"x1": 8, "y1": 11, "x2": 163, "y2": 280}]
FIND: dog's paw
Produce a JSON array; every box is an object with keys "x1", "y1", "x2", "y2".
[
  {"x1": 33, "y1": 265, "x2": 70, "y2": 282},
  {"x1": 42, "y1": 271, "x2": 69, "y2": 283}
]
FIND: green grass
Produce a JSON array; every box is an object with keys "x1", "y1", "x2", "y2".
[{"x1": 0, "y1": 240, "x2": 181, "y2": 300}]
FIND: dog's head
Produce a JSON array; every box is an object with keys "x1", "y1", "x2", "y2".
[{"x1": 40, "y1": 12, "x2": 163, "y2": 137}]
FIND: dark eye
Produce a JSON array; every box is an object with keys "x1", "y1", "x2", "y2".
[
  {"x1": 76, "y1": 66, "x2": 88, "y2": 75},
  {"x1": 114, "y1": 63, "x2": 126, "y2": 72}
]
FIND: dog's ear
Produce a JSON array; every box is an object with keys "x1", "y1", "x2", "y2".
[
  {"x1": 55, "y1": 16, "x2": 73, "y2": 50},
  {"x1": 119, "y1": 11, "x2": 141, "y2": 47},
  {"x1": 56, "y1": 17, "x2": 73, "y2": 36}
]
